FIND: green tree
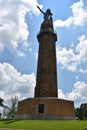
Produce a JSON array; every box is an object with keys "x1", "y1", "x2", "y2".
[
  {"x1": 75, "y1": 107, "x2": 81, "y2": 119},
  {"x1": 0, "y1": 98, "x2": 4, "y2": 107},
  {"x1": 3, "y1": 96, "x2": 18, "y2": 119},
  {"x1": 75, "y1": 103, "x2": 87, "y2": 120},
  {"x1": 80, "y1": 103, "x2": 87, "y2": 119},
  {"x1": 0, "y1": 98, "x2": 5, "y2": 119}
]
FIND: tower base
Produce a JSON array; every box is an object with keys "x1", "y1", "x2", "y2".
[{"x1": 16, "y1": 98, "x2": 75, "y2": 120}]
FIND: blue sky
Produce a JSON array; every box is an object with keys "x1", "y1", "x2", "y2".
[{"x1": 0, "y1": 0, "x2": 87, "y2": 108}]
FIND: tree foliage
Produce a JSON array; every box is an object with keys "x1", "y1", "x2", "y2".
[
  {"x1": 3, "y1": 96, "x2": 18, "y2": 119},
  {"x1": 0, "y1": 98, "x2": 4, "y2": 107},
  {"x1": 75, "y1": 103, "x2": 87, "y2": 120}
]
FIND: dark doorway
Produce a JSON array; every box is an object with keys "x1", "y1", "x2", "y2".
[{"x1": 38, "y1": 104, "x2": 44, "y2": 113}]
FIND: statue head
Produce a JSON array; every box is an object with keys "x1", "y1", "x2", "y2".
[{"x1": 46, "y1": 9, "x2": 53, "y2": 15}]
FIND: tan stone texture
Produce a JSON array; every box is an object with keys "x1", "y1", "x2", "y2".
[{"x1": 17, "y1": 98, "x2": 75, "y2": 118}]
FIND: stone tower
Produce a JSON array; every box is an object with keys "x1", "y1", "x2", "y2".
[
  {"x1": 17, "y1": 8, "x2": 75, "y2": 120},
  {"x1": 35, "y1": 19, "x2": 58, "y2": 97}
]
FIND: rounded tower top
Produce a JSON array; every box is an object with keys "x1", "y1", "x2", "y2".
[
  {"x1": 37, "y1": 21, "x2": 57, "y2": 42},
  {"x1": 40, "y1": 21, "x2": 54, "y2": 32}
]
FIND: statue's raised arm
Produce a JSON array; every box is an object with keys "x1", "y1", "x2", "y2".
[
  {"x1": 37, "y1": 5, "x2": 45, "y2": 14},
  {"x1": 37, "y1": 5, "x2": 53, "y2": 23}
]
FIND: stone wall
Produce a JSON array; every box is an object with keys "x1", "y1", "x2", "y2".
[{"x1": 17, "y1": 98, "x2": 75, "y2": 120}]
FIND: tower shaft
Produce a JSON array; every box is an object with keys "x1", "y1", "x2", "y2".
[{"x1": 35, "y1": 22, "x2": 58, "y2": 97}]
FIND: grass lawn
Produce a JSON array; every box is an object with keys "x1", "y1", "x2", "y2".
[{"x1": 0, "y1": 119, "x2": 87, "y2": 130}]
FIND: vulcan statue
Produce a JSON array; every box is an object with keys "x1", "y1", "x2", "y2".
[{"x1": 37, "y1": 5, "x2": 53, "y2": 23}]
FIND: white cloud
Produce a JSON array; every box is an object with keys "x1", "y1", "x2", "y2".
[
  {"x1": 71, "y1": 0, "x2": 87, "y2": 26},
  {"x1": 57, "y1": 35, "x2": 87, "y2": 72},
  {"x1": 76, "y1": 35, "x2": 87, "y2": 62},
  {"x1": 79, "y1": 69, "x2": 87, "y2": 74},
  {"x1": 67, "y1": 81, "x2": 87, "y2": 103},
  {"x1": 0, "y1": 0, "x2": 41, "y2": 55},
  {"x1": 54, "y1": 17, "x2": 72, "y2": 28},
  {"x1": 58, "y1": 89, "x2": 66, "y2": 99},
  {"x1": 54, "y1": 0, "x2": 87, "y2": 28},
  {"x1": 58, "y1": 81, "x2": 87, "y2": 106},
  {"x1": 57, "y1": 47, "x2": 77, "y2": 71},
  {"x1": 17, "y1": 50, "x2": 25, "y2": 57},
  {"x1": 0, "y1": 62, "x2": 36, "y2": 101}
]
